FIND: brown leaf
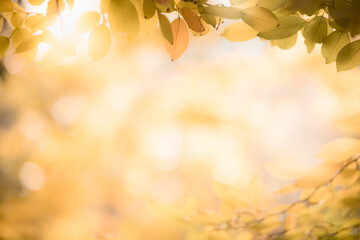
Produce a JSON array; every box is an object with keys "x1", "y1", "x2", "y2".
[{"x1": 181, "y1": 7, "x2": 205, "y2": 32}]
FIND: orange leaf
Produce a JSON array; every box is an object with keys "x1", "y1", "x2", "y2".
[{"x1": 164, "y1": 18, "x2": 189, "y2": 61}]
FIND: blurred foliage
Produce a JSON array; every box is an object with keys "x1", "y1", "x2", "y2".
[{"x1": 0, "y1": 41, "x2": 359, "y2": 239}]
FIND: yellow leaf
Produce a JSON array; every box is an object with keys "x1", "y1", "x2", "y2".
[
  {"x1": 295, "y1": 162, "x2": 341, "y2": 188},
  {"x1": 222, "y1": 21, "x2": 258, "y2": 42},
  {"x1": 0, "y1": 16, "x2": 3, "y2": 32},
  {"x1": 73, "y1": 11, "x2": 100, "y2": 33},
  {"x1": 164, "y1": 18, "x2": 188, "y2": 61},
  {"x1": 240, "y1": 6, "x2": 279, "y2": 32},
  {"x1": 315, "y1": 138, "x2": 360, "y2": 162},
  {"x1": 181, "y1": 7, "x2": 205, "y2": 32},
  {"x1": 88, "y1": 24, "x2": 111, "y2": 61},
  {"x1": 25, "y1": 14, "x2": 56, "y2": 33},
  {"x1": 28, "y1": 0, "x2": 46, "y2": 5},
  {"x1": 246, "y1": 175, "x2": 264, "y2": 206},
  {"x1": 11, "y1": 13, "x2": 25, "y2": 28},
  {"x1": 15, "y1": 35, "x2": 40, "y2": 53},
  {"x1": 0, "y1": 37, "x2": 10, "y2": 60},
  {"x1": 11, "y1": 28, "x2": 34, "y2": 48},
  {"x1": 0, "y1": 0, "x2": 13, "y2": 12},
  {"x1": 336, "y1": 113, "x2": 360, "y2": 133},
  {"x1": 47, "y1": 0, "x2": 65, "y2": 16}
]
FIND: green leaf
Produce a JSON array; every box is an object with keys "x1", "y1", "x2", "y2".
[
  {"x1": 108, "y1": 0, "x2": 140, "y2": 41},
  {"x1": 336, "y1": 40, "x2": 360, "y2": 72},
  {"x1": 200, "y1": 5, "x2": 243, "y2": 19},
  {"x1": 158, "y1": 11, "x2": 173, "y2": 44},
  {"x1": 200, "y1": 13, "x2": 217, "y2": 28},
  {"x1": 240, "y1": 6, "x2": 279, "y2": 32},
  {"x1": 0, "y1": 37, "x2": 9, "y2": 60},
  {"x1": 143, "y1": 0, "x2": 156, "y2": 19},
  {"x1": 271, "y1": 32, "x2": 298, "y2": 49},
  {"x1": 302, "y1": 16, "x2": 328, "y2": 53},
  {"x1": 73, "y1": 11, "x2": 101, "y2": 33},
  {"x1": 256, "y1": 0, "x2": 290, "y2": 11},
  {"x1": 258, "y1": 15, "x2": 306, "y2": 40},
  {"x1": 222, "y1": 21, "x2": 258, "y2": 41},
  {"x1": 321, "y1": 30, "x2": 350, "y2": 64},
  {"x1": 88, "y1": 24, "x2": 112, "y2": 61}
]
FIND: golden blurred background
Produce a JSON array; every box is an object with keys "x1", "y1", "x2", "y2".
[{"x1": 0, "y1": 1, "x2": 360, "y2": 239}]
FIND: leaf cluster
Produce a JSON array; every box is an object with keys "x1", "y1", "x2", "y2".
[{"x1": 0, "y1": 0, "x2": 359, "y2": 69}]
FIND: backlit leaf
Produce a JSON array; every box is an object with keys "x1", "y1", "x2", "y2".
[
  {"x1": 15, "y1": 35, "x2": 40, "y2": 53},
  {"x1": 164, "y1": 18, "x2": 188, "y2": 61},
  {"x1": 222, "y1": 21, "x2": 258, "y2": 41},
  {"x1": 108, "y1": 0, "x2": 139, "y2": 41},
  {"x1": 302, "y1": 16, "x2": 328, "y2": 53},
  {"x1": 88, "y1": 24, "x2": 112, "y2": 61},
  {"x1": 11, "y1": 28, "x2": 34, "y2": 48},
  {"x1": 26, "y1": 14, "x2": 56, "y2": 33},
  {"x1": 200, "y1": 6, "x2": 243, "y2": 19},
  {"x1": 258, "y1": 15, "x2": 306, "y2": 40},
  {"x1": 73, "y1": 11, "x2": 100, "y2": 33},
  {"x1": 321, "y1": 31, "x2": 350, "y2": 64},
  {"x1": 158, "y1": 12, "x2": 173, "y2": 44},
  {"x1": 11, "y1": 13, "x2": 25, "y2": 28},
  {"x1": 240, "y1": 6, "x2": 279, "y2": 32},
  {"x1": 336, "y1": 40, "x2": 360, "y2": 72},
  {"x1": 0, "y1": 37, "x2": 9, "y2": 60},
  {"x1": 315, "y1": 138, "x2": 360, "y2": 163},
  {"x1": 47, "y1": 0, "x2": 65, "y2": 15}
]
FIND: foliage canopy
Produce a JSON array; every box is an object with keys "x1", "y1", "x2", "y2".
[{"x1": 0, "y1": 0, "x2": 359, "y2": 70}]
